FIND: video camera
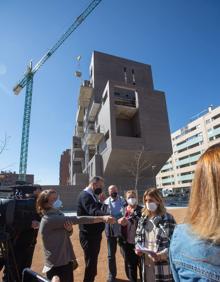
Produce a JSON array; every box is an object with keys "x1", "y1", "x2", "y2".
[
  {"x1": 0, "y1": 184, "x2": 42, "y2": 282},
  {"x1": 0, "y1": 184, "x2": 41, "y2": 228}
]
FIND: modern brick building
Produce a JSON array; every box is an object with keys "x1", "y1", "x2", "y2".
[
  {"x1": 0, "y1": 171, "x2": 34, "y2": 186},
  {"x1": 59, "y1": 149, "x2": 71, "y2": 185},
  {"x1": 69, "y1": 51, "x2": 172, "y2": 196},
  {"x1": 156, "y1": 105, "x2": 220, "y2": 193}
]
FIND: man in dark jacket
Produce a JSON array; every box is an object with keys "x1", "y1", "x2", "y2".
[{"x1": 77, "y1": 176, "x2": 108, "y2": 282}]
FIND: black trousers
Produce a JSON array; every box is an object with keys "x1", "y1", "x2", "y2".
[
  {"x1": 46, "y1": 261, "x2": 73, "y2": 282},
  {"x1": 80, "y1": 232, "x2": 102, "y2": 282},
  {"x1": 107, "y1": 236, "x2": 118, "y2": 280},
  {"x1": 120, "y1": 242, "x2": 139, "y2": 282}
]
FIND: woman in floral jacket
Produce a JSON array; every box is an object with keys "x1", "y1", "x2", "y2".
[{"x1": 135, "y1": 188, "x2": 176, "y2": 282}]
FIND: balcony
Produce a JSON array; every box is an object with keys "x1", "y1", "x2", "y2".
[
  {"x1": 73, "y1": 150, "x2": 84, "y2": 161},
  {"x1": 208, "y1": 127, "x2": 220, "y2": 138},
  {"x1": 114, "y1": 96, "x2": 138, "y2": 119},
  {"x1": 76, "y1": 107, "x2": 84, "y2": 123},
  {"x1": 87, "y1": 100, "x2": 100, "y2": 122},
  {"x1": 176, "y1": 155, "x2": 200, "y2": 167},
  {"x1": 177, "y1": 174, "x2": 194, "y2": 182},
  {"x1": 78, "y1": 80, "x2": 93, "y2": 108},
  {"x1": 161, "y1": 177, "x2": 174, "y2": 184},
  {"x1": 176, "y1": 135, "x2": 203, "y2": 151},
  {"x1": 75, "y1": 121, "x2": 84, "y2": 138},
  {"x1": 84, "y1": 125, "x2": 104, "y2": 146},
  {"x1": 161, "y1": 163, "x2": 173, "y2": 171}
]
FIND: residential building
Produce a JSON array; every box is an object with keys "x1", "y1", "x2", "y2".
[
  {"x1": 70, "y1": 51, "x2": 172, "y2": 196},
  {"x1": 0, "y1": 171, "x2": 34, "y2": 186},
  {"x1": 156, "y1": 105, "x2": 220, "y2": 192},
  {"x1": 59, "y1": 149, "x2": 71, "y2": 185}
]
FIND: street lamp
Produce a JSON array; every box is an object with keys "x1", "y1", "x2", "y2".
[{"x1": 151, "y1": 165, "x2": 157, "y2": 187}]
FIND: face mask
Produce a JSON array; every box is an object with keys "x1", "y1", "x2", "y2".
[
  {"x1": 146, "y1": 202, "x2": 158, "y2": 212},
  {"x1": 53, "y1": 197, "x2": 63, "y2": 209},
  {"x1": 94, "y1": 187, "x2": 102, "y2": 195},
  {"x1": 127, "y1": 198, "x2": 137, "y2": 206},
  {"x1": 110, "y1": 192, "x2": 117, "y2": 198}
]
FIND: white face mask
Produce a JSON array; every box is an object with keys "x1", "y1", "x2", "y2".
[
  {"x1": 127, "y1": 198, "x2": 137, "y2": 206},
  {"x1": 53, "y1": 197, "x2": 63, "y2": 209},
  {"x1": 146, "y1": 202, "x2": 158, "y2": 212}
]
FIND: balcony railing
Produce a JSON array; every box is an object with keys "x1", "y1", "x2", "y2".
[{"x1": 115, "y1": 96, "x2": 136, "y2": 108}]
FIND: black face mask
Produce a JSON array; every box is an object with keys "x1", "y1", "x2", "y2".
[
  {"x1": 94, "y1": 187, "x2": 102, "y2": 195},
  {"x1": 110, "y1": 192, "x2": 118, "y2": 198}
]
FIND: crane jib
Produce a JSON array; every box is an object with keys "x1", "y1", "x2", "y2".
[{"x1": 14, "y1": 0, "x2": 103, "y2": 181}]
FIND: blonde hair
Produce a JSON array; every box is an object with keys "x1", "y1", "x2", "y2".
[
  {"x1": 186, "y1": 143, "x2": 220, "y2": 243},
  {"x1": 36, "y1": 189, "x2": 57, "y2": 215},
  {"x1": 142, "y1": 187, "x2": 166, "y2": 216},
  {"x1": 125, "y1": 190, "x2": 136, "y2": 198}
]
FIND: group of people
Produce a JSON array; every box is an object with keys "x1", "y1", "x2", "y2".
[{"x1": 8, "y1": 142, "x2": 220, "y2": 282}]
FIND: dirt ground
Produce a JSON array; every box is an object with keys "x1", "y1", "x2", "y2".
[{"x1": 0, "y1": 208, "x2": 187, "y2": 281}]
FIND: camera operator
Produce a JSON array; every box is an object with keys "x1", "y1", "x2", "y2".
[{"x1": 2, "y1": 185, "x2": 42, "y2": 282}]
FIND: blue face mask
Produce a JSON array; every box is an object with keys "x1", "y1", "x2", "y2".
[{"x1": 53, "y1": 197, "x2": 63, "y2": 209}]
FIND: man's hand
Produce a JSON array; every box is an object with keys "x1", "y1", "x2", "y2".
[
  {"x1": 51, "y1": 276, "x2": 60, "y2": 282},
  {"x1": 118, "y1": 217, "x2": 127, "y2": 226},
  {"x1": 103, "y1": 215, "x2": 115, "y2": 224},
  {"x1": 64, "y1": 221, "x2": 73, "y2": 232},
  {"x1": 31, "y1": 220, "x2": 40, "y2": 229},
  {"x1": 135, "y1": 249, "x2": 143, "y2": 256},
  {"x1": 98, "y1": 192, "x2": 106, "y2": 202}
]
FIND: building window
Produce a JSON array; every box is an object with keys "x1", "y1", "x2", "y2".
[
  {"x1": 132, "y1": 69, "x2": 136, "y2": 85},
  {"x1": 206, "y1": 119, "x2": 211, "y2": 124},
  {"x1": 123, "y1": 67, "x2": 127, "y2": 83},
  {"x1": 212, "y1": 113, "x2": 220, "y2": 120}
]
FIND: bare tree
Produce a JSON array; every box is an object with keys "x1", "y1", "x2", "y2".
[
  {"x1": 0, "y1": 134, "x2": 12, "y2": 172},
  {"x1": 123, "y1": 146, "x2": 153, "y2": 200},
  {"x1": 0, "y1": 133, "x2": 10, "y2": 155}
]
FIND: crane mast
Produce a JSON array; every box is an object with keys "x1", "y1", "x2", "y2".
[{"x1": 13, "y1": 0, "x2": 102, "y2": 181}]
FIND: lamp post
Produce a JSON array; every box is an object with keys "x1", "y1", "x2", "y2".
[{"x1": 151, "y1": 165, "x2": 156, "y2": 187}]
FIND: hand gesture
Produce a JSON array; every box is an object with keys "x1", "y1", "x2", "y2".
[
  {"x1": 31, "y1": 220, "x2": 40, "y2": 229},
  {"x1": 64, "y1": 221, "x2": 73, "y2": 232},
  {"x1": 103, "y1": 215, "x2": 115, "y2": 224},
  {"x1": 98, "y1": 192, "x2": 106, "y2": 202},
  {"x1": 135, "y1": 249, "x2": 143, "y2": 256},
  {"x1": 148, "y1": 252, "x2": 161, "y2": 262},
  {"x1": 118, "y1": 217, "x2": 128, "y2": 226}
]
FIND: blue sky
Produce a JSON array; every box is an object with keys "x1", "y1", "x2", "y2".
[{"x1": 0, "y1": 0, "x2": 220, "y2": 184}]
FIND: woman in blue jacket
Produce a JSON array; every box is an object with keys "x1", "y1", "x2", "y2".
[{"x1": 169, "y1": 143, "x2": 220, "y2": 281}]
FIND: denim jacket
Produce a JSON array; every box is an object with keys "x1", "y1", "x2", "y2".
[{"x1": 169, "y1": 224, "x2": 220, "y2": 281}]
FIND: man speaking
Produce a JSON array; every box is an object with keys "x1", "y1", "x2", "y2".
[{"x1": 77, "y1": 176, "x2": 111, "y2": 282}]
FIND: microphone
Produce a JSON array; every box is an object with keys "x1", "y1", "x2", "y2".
[{"x1": 150, "y1": 216, "x2": 170, "y2": 241}]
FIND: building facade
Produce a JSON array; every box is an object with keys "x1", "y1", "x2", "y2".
[
  {"x1": 70, "y1": 51, "x2": 172, "y2": 196},
  {"x1": 59, "y1": 149, "x2": 71, "y2": 185},
  {"x1": 0, "y1": 171, "x2": 34, "y2": 186},
  {"x1": 156, "y1": 106, "x2": 220, "y2": 192}
]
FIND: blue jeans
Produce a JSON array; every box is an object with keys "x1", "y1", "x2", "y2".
[{"x1": 107, "y1": 237, "x2": 118, "y2": 280}]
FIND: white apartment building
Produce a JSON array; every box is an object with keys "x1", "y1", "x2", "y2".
[{"x1": 156, "y1": 106, "x2": 220, "y2": 192}]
